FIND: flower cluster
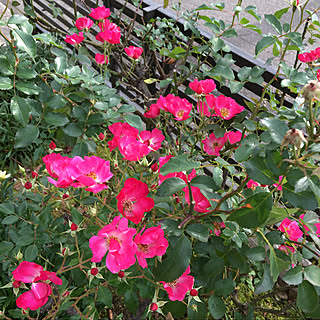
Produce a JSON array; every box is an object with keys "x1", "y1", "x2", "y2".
[
  {"x1": 108, "y1": 122, "x2": 165, "y2": 161},
  {"x1": 89, "y1": 215, "x2": 168, "y2": 272},
  {"x1": 12, "y1": 261, "x2": 62, "y2": 311},
  {"x1": 202, "y1": 130, "x2": 243, "y2": 157},
  {"x1": 144, "y1": 94, "x2": 193, "y2": 121},
  {"x1": 43, "y1": 154, "x2": 113, "y2": 193},
  {"x1": 298, "y1": 47, "x2": 320, "y2": 63}
]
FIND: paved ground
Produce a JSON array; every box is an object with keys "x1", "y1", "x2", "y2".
[{"x1": 152, "y1": 0, "x2": 320, "y2": 64}]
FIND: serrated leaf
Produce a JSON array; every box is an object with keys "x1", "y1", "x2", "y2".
[
  {"x1": 2, "y1": 215, "x2": 19, "y2": 224},
  {"x1": 282, "y1": 266, "x2": 303, "y2": 285},
  {"x1": 186, "y1": 223, "x2": 209, "y2": 242},
  {"x1": 294, "y1": 176, "x2": 309, "y2": 193},
  {"x1": 0, "y1": 241, "x2": 14, "y2": 255},
  {"x1": 25, "y1": 244, "x2": 38, "y2": 261},
  {"x1": 16, "y1": 81, "x2": 40, "y2": 95},
  {"x1": 14, "y1": 124, "x2": 39, "y2": 148},
  {"x1": 269, "y1": 248, "x2": 290, "y2": 282},
  {"x1": 208, "y1": 295, "x2": 226, "y2": 319},
  {"x1": 297, "y1": 280, "x2": 319, "y2": 313},
  {"x1": 154, "y1": 235, "x2": 192, "y2": 282},
  {"x1": 0, "y1": 76, "x2": 13, "y2": 90},
  {"x1": 255, "y1": 36, "x2": 275, "y2": 56},
  {"x1": 255, "y1": 264, "x2": 274, "y2": 294},
  {"x1": 13, "y1": 29, "x2": 37, "y2": 59},
  {"x1": 228, "y1": 192, "x2": 273, "y2": 228},
  {"x1": 97, "y1": 286, "x2": 112, "y2": 307},
  {"x1": 160, "y1": 155, "x2": 200, "y2": 176},
  {"x1": 260, "y1": 118, "x2": 288, "y2": 145},
  {"x1": 157, "y1": 177, "x2": 186, "y2": 197},
  {"x1": 11, "y1": 96, "x2": 30, "y2": 126},
  {"x1": 265, "y1": 14, "x2": 282, "y2": 34},
  {"x1": 44, "y1": 112, "x2": 69, "y2": 126},
  {"x1": 123, "y1": 114, "x2": 143, "y2": 131},
  {"x1": 63, "y1": 123, "x2": 82, "y2": 137},
  {"x1": 0, "y1": 56, "x2": 14, "y2": 75},
  {"x1": 304, "y1": 265, "x2": 320, "y2": 287}
]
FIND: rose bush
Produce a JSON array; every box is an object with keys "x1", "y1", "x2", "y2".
[{"x1": 0, "y1": 0, "x2": 320, "y2": 319}]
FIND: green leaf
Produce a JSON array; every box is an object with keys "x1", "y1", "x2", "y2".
[
  {"x1": 163, "y1": 0, "x2": 169, "y2": 8},
  {"x1": 160, "y1": 155, "x2": 200, "y2": 176},
  {"x1": 213, "y1": 65, "x2": 235, "y2": 80},
  {"x1": 156, "y1": 177, "x2": 186, "y2": 197},
  {"x1": 283, "y1": 187, "x2": 318, "y2": 210},
  {"x1": 297, "y1": 280, "x2": 319, "y2": 313},
  {"x1": 282, "y1": 266, "x2": 303, "y2": 285},
  {"x1": 63, "y1": 123, "x2": 82, "y2": 137},
  {"x1": 274, "y1": 7, "x2": 289, "y2": 19},
  {"x1": 71, "y1": 142, "x2": 89, "y2": 157},
  {"x1": 190, "y1": 175, "x2": 219, "y2": 192},
  {"x1": 123, "y1": 114, "x2": 143, "y2": 131},
  {"x1": 208, "y1": 295, "x2": 226, "y2": 319},
  {"x1": 260, "y1": 118, "x2": 288, "y2": 145},
  {"x1": 97, "y1": 286, "x2": 112, "y2": 307},
  {"x1": 14, "y1": 124, "x2": 39, "y2": 148},
  {"x1": 0, "y1": 56, "x2": 14, "y2": 75},
  {"x1": 25, "y1": 244, "x2": 38, "y2": 261},
  {"x1": 16, "y1": 81, "x2": 40, "y2": 95},
  {"x1": 234, "y1": 143, "x2": 254, "y2": 162},
  {"x1": 265, "y1": 14, "x2": 282, "y2": 34},
  {"x1": 188, "y1": 300, "x2": 207, "y2": 320},
  {"x1": 0, "y1": 76, "x2": 13, "y2": 90},
  {"x1": 2, "y1": 215, "x2": 19, "y2": 224},
  {"x1": 222, "y1": 29, "x2": 238, "y2": 37},
  {"x1": 10, "y1": 96, "x2": 30, "y2": 126},
  {"x1": 71, "y1": 208, "x2": 83, "y2": 225},
  {"x1": 47, "y1": 95, "x2": 66, "y2": 110},
  {"x1": 269, "y1": 248, "x2": 290, "y2": 282},
  {"x1": 16, "y1": 67, "x2": 37, "y2": 79},
  {"x1": 0, "y1": 241, "x2": 14, "y2": 255},
  {"x1": 294, "y1": 176, "x2": 309, "y2": 193},
  {"x1": 229, "y1": 80, "x2": 244, "y2": 93},
  {"x1": 285, "y1": 32, "x2": 303, "y2": 47},
  {"x1": 154, "y1": 235, "x2": 192, "y2": 282},
  {"x1": 212, "y1": 279, "x2": 236, "y2": 297},
  {"x1": 304, "y1": 265, "x2": 320, "y2": 287},
  {"x1": 186, "y1": 224, "x2": 209, "y2": 242},
  {"x1": 228, "y1": 192, "x2": 273, "y2": 228},
  {"x1": 255, "y1": 36, "x2": 275, "y2": 56},
  {"x1": 44, "y1": 112, "x2": 69, "y2": 126},
  {"x1": 255, "y1": 264, "x2": 274, "y2": 294},
  {"x1": 13, "y1": 29, "x2": 37, "y2": 59}
]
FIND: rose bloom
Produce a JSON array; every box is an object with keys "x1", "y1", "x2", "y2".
[
  {"x1": 69, "y1": 156, "x2": 113, "y2": 193},
  {"x1": 139, "y1": 128, "x2": 165, "y2": 152},
  {"x1": 65, "y1": 32, "x2": 84, "y2": 45},
  {"x1": 12, "y1": 261, "x2": 62, "y2": 311},
  {"x1": 197, "y1": 94, "x2": 215, "y2": 117},
  {"x1": 202, "y1": 132, "x2": 227, "y2": 157},
  {"x1": 124, "y1": 46, "x2": 143, "y2": 59},
  {"x1": 96, "y1": 29, "x2": 121, "y2": 44},
  {"x1": 317, "y1": 69, "x2": 320, "y2": 82},
  {"x1": 134, "y1": 226, "x2": 168, "y2": 268},
  {"x1": 278, "y1": 218, "x2": 303, "y2": 241},
  {"x1": 95, "y1": 53, "x2": 108, "y2": 65},
  {"x1": 117, "y1": 178, "x2": 154, "y2": 224},
  {"x1": 43, "y1": 153, "x2": 74, "y2": 188},
  {"x1": 108, "y1": 122, "x2": 139, "y2": 152},
  {"x1": 298, "y1": 51, "x2": 318, "y2": 63},
  {"x1": 98, "y1": 19, "x2": 119, "y2": 32},
  {"x1": 189, "y1": 78, "x2": 216, "y2": 95},
  {"x1": 227, "y1": 131, "x2": 243, "y2": 145},
  {"x1": 89, "y1": 6, "x2": 111, "y2": 20},
  {"x1": 118, "y1": 136, "x2": 150, "y2": 161},
  {"x1": 75, "y1": 17, "x2": 94, "y2": 31},
  {"x1": 213, "y1": 95, "x2": 245, "y2": 120},
  {"x1": 213, "y1": 221, "x2": 226, "y2": 236},
  {"x1": 89, "y1": 216, "x2": 137, "y2": 273},
  {"x1": 159, "y1": 266, "x2": 194, "y2": 301}
]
